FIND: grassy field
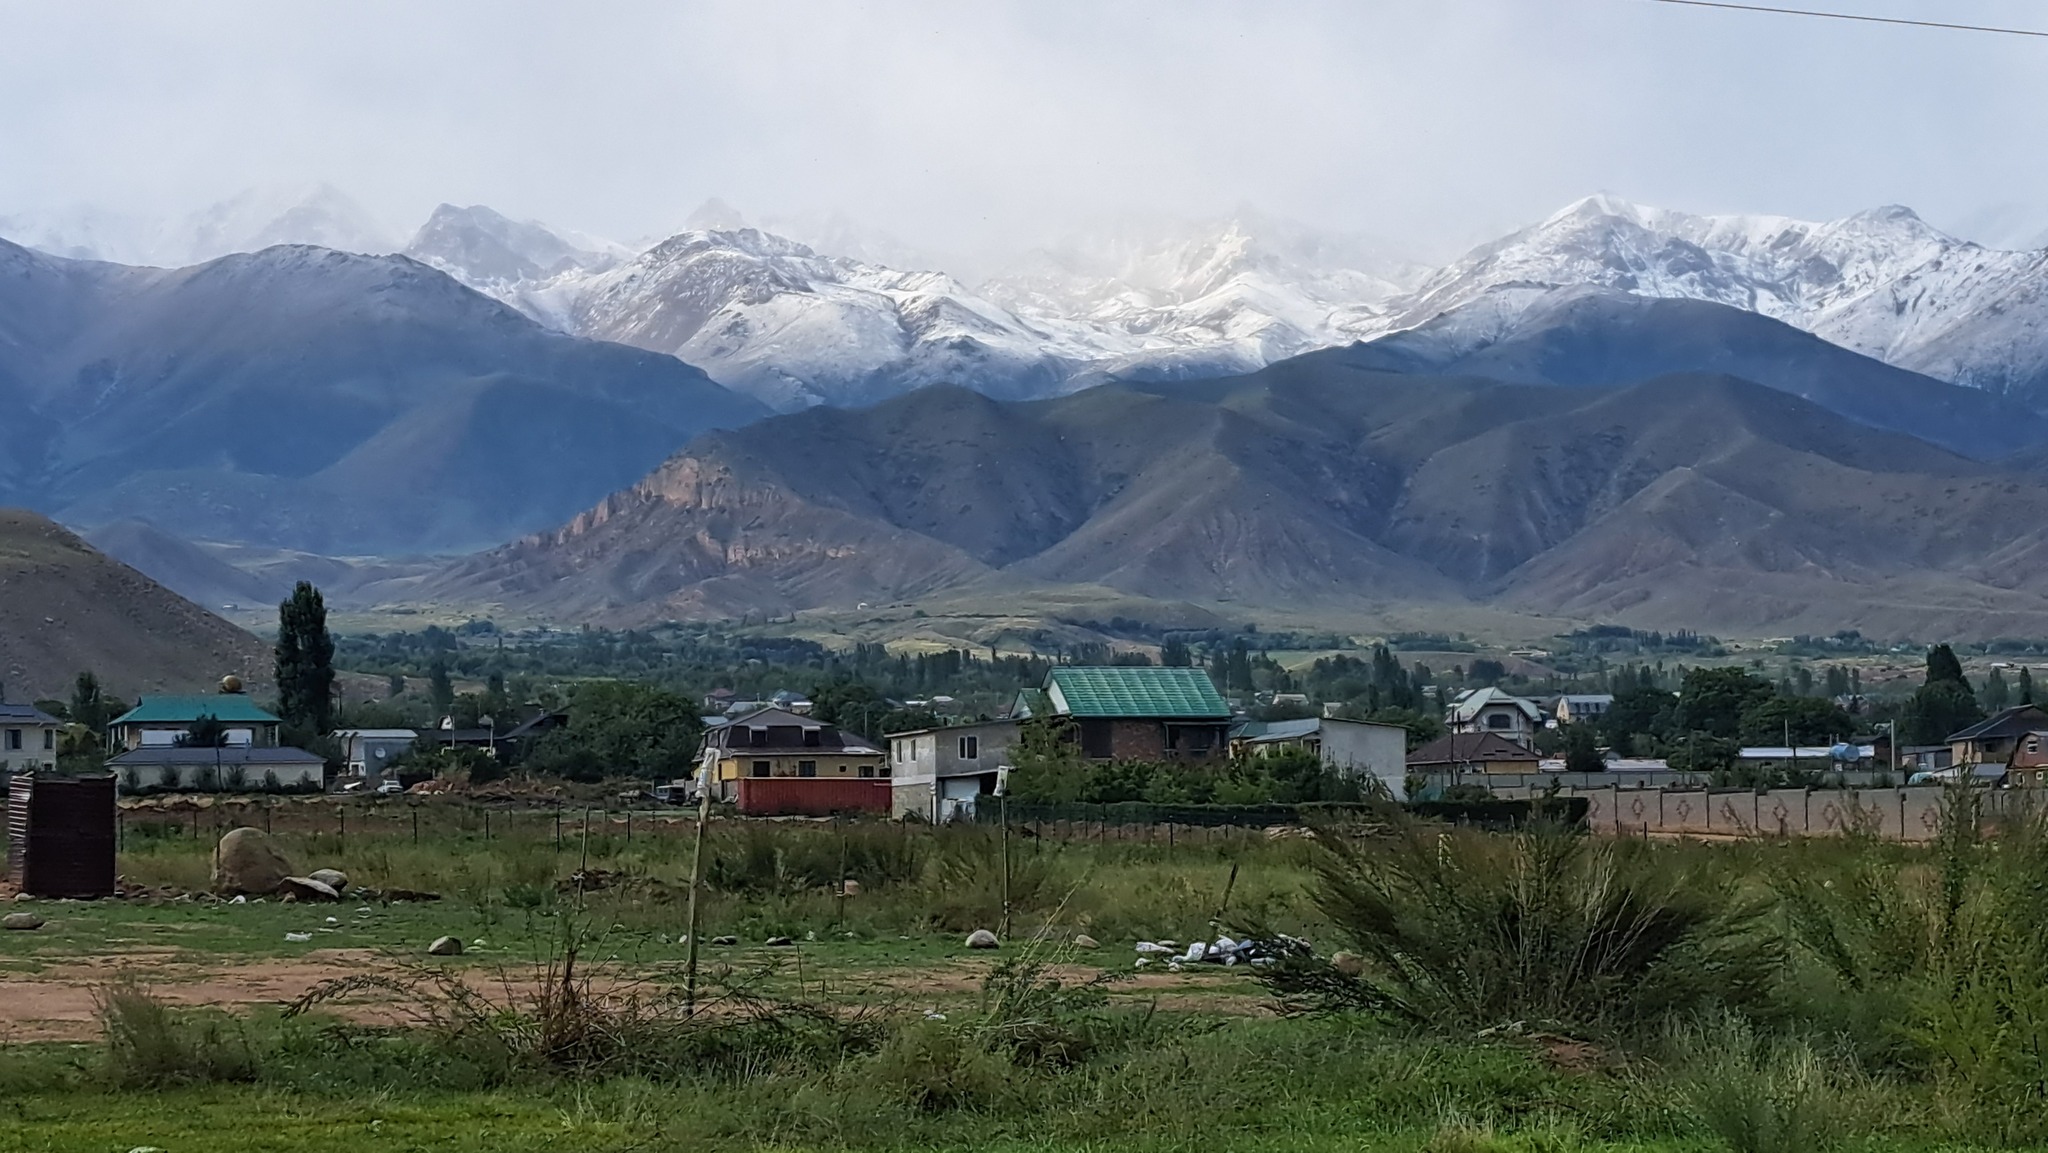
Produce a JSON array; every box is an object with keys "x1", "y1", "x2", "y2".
[{"x1": 5, "y1": 803, "x2": 2047, "y2": 1152}]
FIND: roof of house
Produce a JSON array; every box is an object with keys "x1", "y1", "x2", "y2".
[
  {"x1": 708, "y1": 707, "x2": 882, "y2": 755},
  {"x1": 1947, "y1": 705, "x2": 2048, "y2": 744},
  {"x1": 110, "y1": 695, "x2": 281, "y2": 726},
  {"x1": 1406, "y1": 732, "x2": 1540, "y2": 766},
  {"x1": 0, "y1": 703, "x2": 62, "y2": 725},
  {"x1": 885, "y1": 718, "x2": 1020, "y2": 740},
  {"x1": 107, "y1": 746, "x2": 325, "y2": 767},
  {"x1": 1447, "y1": 687, "x2": 1544, "y2": 725},
  {"x1": 331, "y1": 729, "x2": 419, "y2": 739},
  {"x1": 1043, "y1": 667, "x2": 1230, "y2": 719},
  {"x1": 1558, "y1": 694, "x2": 1614, "y2": 709},
  {"x1": 1234, "y1": 717, "x2": 1324, "y2": 743}
]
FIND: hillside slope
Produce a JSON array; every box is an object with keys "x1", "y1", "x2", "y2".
[
  {"x1": 0, "y1": 239, "x2": 766, "y2": 553},
  {"x1": 0, "y1": 509, "x2": 269, "y2": 702},
  {"x1": 415, "y1": 364, "x2": 2048, "y2": 638}
]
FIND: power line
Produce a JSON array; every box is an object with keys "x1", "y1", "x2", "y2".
[{"x1": 1642, "y1": 0, "x2": 2048, "y2": 38}]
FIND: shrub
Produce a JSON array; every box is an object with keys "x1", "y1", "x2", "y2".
[
  {"x1": 1259, "y1": 818, "x2": 1781, "y2": 1036},
  {"x1": 1668, "y1": 1012, "x2": 1860, "y2": 1153},
  {"x1": 96, "y1": 979, "x2": 256, "y2": 1088}
]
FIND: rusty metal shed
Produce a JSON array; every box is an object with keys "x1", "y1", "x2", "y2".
[{"x1": 5, "y1": 773, "x2": 117, "y2": 898}]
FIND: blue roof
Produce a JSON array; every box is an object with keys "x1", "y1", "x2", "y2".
[{"x1": 110, "y1": 696, "x2": 280, "y2": 725}]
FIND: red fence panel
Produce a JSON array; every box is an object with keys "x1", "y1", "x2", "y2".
[{"x1": 736, "y1": 777, "x2": 890, "y2": 817}]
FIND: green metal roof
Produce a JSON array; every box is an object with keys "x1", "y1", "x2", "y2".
[
  {"x1": 110, "y1": 695, "x2": 281, "y2": 725},
  {"x1": 1044, "y1": 667, "x2": 1230, "y2": 719}
]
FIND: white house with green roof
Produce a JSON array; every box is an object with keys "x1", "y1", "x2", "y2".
[
  {"x1": 1024, "y1": 666, "x2": 1233, "y2": 762},
  {"x1": 109, "y1": 693, "x2": 282, "y2": 751}
]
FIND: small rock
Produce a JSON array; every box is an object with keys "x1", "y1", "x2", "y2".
[
  {"x1": 1073, "y1": 934, "x2": 1100, "y2": 949},
  {"x1": 1134, "y1": 941, "x2": 1172, "y2": 955},
  {"x1": 764, "y1": 935, "x2": 794, "y2": 947},
  {"x1": 711, "y1": 935, "x2": 738, "y2": 946},
  {"x1": 284, "y1": 932, "x2": 313, "y2": 942},
  {"x1": 965, "y1": 928, "x2": 999, "y2": 949},
  {"x1": 229, "y1": 895, "x2": 247, "y2": 905},
  {"x1": 307, "y1": 868, "x2": 348, "y2": 891},
  {"x1": 924, "y1": 1010, "x2": 947, "y2": 1021},
  {"x1": 1330, "y1": 951, "x2": 1365, "y2": 977},
  {"x1": 2, "y1": 912, "x2": 45, "y2": 931},
  {"x1": 840, "y1": 879, "x2": 861, "y2": 897},
  {"x1": 279, "y1": 876, "x2": 340, "y2": 902},
  {"x1": 12, "y1": 893, "x2": 35, "y2": 902},
  {"x1": 1182, "y1": 941, "x2": 1208, "y2": 963},
  {"x1": 428, "y1": 935, "x2": 464, "y2": 956},
  {"x1": 324, "y1": 916, "x2": 340, "y2": 925},
  {"x1": 805, "y1": 930, "x2": 817, "y2": 942}
]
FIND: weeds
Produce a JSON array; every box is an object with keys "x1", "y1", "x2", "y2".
[{"x1": 96, "y1": 979, "x2": 257, "y2": 1088}]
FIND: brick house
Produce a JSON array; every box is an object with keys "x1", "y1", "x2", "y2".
[{"x1": 1020, "y1": 666, "x2": 1233, "y2": 762}]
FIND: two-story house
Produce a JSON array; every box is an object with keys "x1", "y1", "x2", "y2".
[
  {"x1": 1949, "y1": 705, "x2": 2048, "y2": 770},
  {"x1": 700, "y1": 706, "x2": 889, "y2": 815},
  {"x1": 1554, "y1": 694, "x2": 1614, "y2": 726},
  {"x1": 1017, "y1": 666, "x2": 1233, "y2": 761},
  {"x1": 1446, "y1": 687, "x2": 1545, "y2": 749},
  {"x1": 0, "y1": 702, "x2": 62, "y2": 775},
  {"x1": 888, "y1": 718, "x2": 1020, "y2": 821}
]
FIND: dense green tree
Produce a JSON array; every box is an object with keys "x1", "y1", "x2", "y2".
[
  {"x1": 1986, "y1": 667, "x2": 2012, "y2": 712},
  {"x1": 809, "y1": 678, "x2": 891, "y2": 738},
  {"x1": 1904, "y1": 644, "x2": 1985, "y2": 744},
  {"x1": 1738, "y1": 695, "x2": 1854, "y2": 746},
  {"x1": 427, "y1": 658, "x2": 455, "y2": 718},
  {"x1": 385, "y1": 673, "x2": 406, "y2": 699},
  {"x1": 1160, "y1": 638, "x2": 1192, "y2": 667},
  {"x1": 528, "y1": 681, "x2": 701, "y2": 782},
  {"x1": 1676, "y1": 667, "x2": 1774, "y2": 740},
  {"x1": 178, "y1": 713, "x2": 229, "y2": 748},
  {"x1": 69, "y1": 671, "x2": 114, "y2": 732},
  {"x1": 1824, "y1": 665, "x2": 1850, "y2": 699},
  {"x1": 2024, "y1": 666, "x2": 2036, "y2": 706},
  {"x1": 1927, "y1": 644, "x2": 1967, "y2": 687},
  {"x1": 1563, "y1": 723, "x2": 1605, "y2": 773},
  {"x1": 274, "y1": 582, "x2": 336, "y2": 733},
  {"x1": 1602, "y1": 683, "x2": 1677, "y2": 747}
]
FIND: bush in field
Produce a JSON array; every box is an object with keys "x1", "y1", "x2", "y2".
[
  {"x1": 96, "y1": 980, "x2": 256, "y2": 1088},
  {"x1": 1260, "y1": 818, "x2": 1781, "y2": 1036},
  {"x1": 1782, "y1": 788, "x2": 2048, "y2": 1143},
  {"x1": 706, "y1": 822, "x2": 925, "y2": 896},
  {"x1": 1668, "y1": 1011, "x2": 1862, "y2": 1153}
]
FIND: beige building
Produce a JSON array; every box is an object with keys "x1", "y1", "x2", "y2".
[{"x1": 0, "y1": 703, "x2": 62, "y2": 774}]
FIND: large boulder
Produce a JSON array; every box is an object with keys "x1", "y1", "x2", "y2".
[
  {"x1": 307, "y1": 868, "x2": 348, "y2": 891},
  {"x1": 965, "y1": 929, "x2": 999, "y2": 949},
  {"x1": 428, "y1": 935, "x2": 464, "y2": 956},
  {"x1": 1, "y1": 912, "x2": 44, "y2": 931},
  {"x1": 212, "y1": 828, "x2": 294, "y2": 896}
]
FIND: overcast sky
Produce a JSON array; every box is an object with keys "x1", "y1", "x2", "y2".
[{"x1": 3, "y1": 0, "x2": 2046, "y2": 263}]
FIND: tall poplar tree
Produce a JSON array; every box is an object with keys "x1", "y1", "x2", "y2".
[{"x1": 275, "y1": 582, "x2": 336, "y2": 734}]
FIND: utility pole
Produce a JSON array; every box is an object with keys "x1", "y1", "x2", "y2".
[{"x1": 683, "y1": 759, "x2": 714, "y2": 1016}]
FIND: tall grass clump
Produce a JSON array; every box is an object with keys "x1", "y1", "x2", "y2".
[
  {"x1": 1782, "y1": 787, "x2": 2048, "y2": 1144},
  {"x1": 1666, "y1": 1011, "x2": 1865, "y2": 1153},
  {"x1": 96, "y1": 979, "x2": 257, "y2": 1088},
  {"x1": 1259, "y1": 818, "x2": 1781, "y2": 1037}
]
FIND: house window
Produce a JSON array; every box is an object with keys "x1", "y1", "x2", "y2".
[
  {"x1": 4, "y1": 729, "x2": 18, "y2": 750},
  {"x1": 804, "y1": 728, "x2": 821, "y2": 747},
  {"x1": 798, "y1": 760, "x2": 817, "y2": 778},
  {"x1": 1486, "y1": 713, "x2": 1512, "y2": 730},
  {"x1": 750, "y1": 760, "x2": 770, "y2": 778},
  {"x1": 749, "y1": 727, "x2": 767, "y2": 747},
  {"x1": 959, "y1": 735, "x2": 979, "y2": 760},
  {"x1": 43, "y1": 729, "x2": 54, "y2": 751},
  {"x1": 858, "y1": 765, "x2": 873, "y2": 778}
]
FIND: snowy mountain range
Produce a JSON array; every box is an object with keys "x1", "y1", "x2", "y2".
[{"x1": 7, "y1": 185, "x2": 2048, "y2": 413}]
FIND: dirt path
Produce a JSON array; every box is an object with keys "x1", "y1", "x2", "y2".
[{"x1": 0, "y1": 949, "x2": 425, "y2": 1043}]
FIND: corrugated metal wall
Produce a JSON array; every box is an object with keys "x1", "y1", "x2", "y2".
[
  {"x1": 736, "y1": 777, "x2": 890, "y2": 817},
  {"x1": 5, "y1": 774, "x2": 117, "y2": 898}
]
